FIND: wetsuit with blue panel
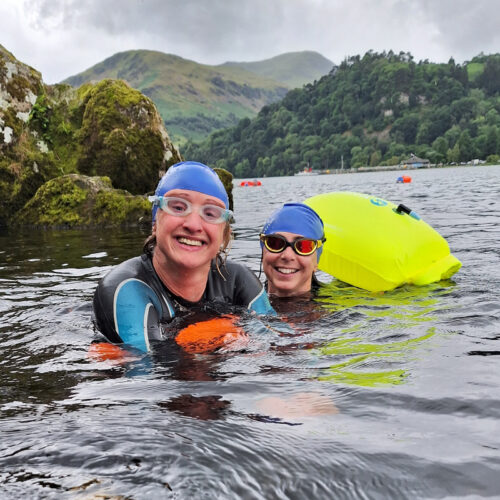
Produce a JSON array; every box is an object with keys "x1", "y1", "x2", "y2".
[
  {"x1": 92, "y1": 161, "x2": 273, "y2": 352},
  {"x1": 93, "y1": 253, "x2": 272, "y2": 352}
]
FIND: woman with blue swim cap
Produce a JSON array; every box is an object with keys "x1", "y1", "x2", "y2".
[
  {"x1": 93, "y1": 161, "x2": 273, "y2": 352},
  {"x1": 260, "y1": 203, "x2": 325, "y2": 297}
]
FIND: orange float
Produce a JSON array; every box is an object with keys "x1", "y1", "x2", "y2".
[{"x1": 175, "y1": 315, "x2": 247, "y2": 353}]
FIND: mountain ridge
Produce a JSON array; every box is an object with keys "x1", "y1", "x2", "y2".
[
  {"x1": 221, "y1": 50, "x2": 334, "y2": 88},
  {"x1": 62, "y1": 49, "x2": 333, "y2": 143}
]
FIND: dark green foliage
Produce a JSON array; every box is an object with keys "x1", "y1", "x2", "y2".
[
  {"x1": 28, "y1": 95, "x2": 50, "y2": 135},
  {"x1": 475, "y1": 55, "x2": 500, "y2": 96},
  {"x1": 184, "y1": 51, "x2": 500, "y2": 175},
  {"x1": 0, "y1": 151, "x2": 59, "y2": 226}
]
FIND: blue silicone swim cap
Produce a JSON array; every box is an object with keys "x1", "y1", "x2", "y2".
[
  {"x1": 261, "y1": 203, "x2": 325, "y2": 260},
  {"x1": 152, "y1": 161, "x2": 229, "y2": 222}
]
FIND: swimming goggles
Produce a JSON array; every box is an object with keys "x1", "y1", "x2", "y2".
[
  {"x1": 148, "y1": 196, "x2": 234, "y2": 224},
  {"x1": 260, "y1": 233, "x2": 325, "y2": 256}
]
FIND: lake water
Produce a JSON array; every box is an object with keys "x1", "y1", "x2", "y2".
[{"x1": 1, "y1": 165, "x2": 499, "y2": 499}]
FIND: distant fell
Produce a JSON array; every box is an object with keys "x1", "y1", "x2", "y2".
[
  {"x1": 63, "y1": 49, "x2": 292, "y2": 144},
  {"x1": 221, "y1": 51, "x2": 334, "y2": 88},
  {"x1": 63, "y1": 49, "x2": 333, "y2": 144}
]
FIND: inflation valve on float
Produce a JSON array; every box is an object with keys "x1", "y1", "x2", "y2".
[{"x1": 394, "y1": 203, "x2": 421, "y2": 221}]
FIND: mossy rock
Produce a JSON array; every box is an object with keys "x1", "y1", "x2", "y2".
[
  {"x1": 15, "y1": 174, "x2": 151, "y2": 228},
  {"x1": 0, "y1": 146, "x2": 59, "y2": 226},
  {"x1": 1, "y1": 45, "x2": 183, "y2": 227},
  {"x1": 76, "y1": 79, "x2": 182, "y2": 194},
  {"x1": 214, "y1": 167, "x2": 234, "y2": 211}
]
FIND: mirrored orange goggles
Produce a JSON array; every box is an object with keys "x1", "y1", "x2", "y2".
[{"x1": 260, "y1": 233, "x2": 325, "y2": 256}]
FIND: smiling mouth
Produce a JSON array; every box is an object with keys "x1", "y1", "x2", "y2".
[
  {"x1": 276, "y1": 267, "x2": 298, "y2": 274},
  {"x1": 178, "y1": 237, "x2": 204, "y2": 247}
]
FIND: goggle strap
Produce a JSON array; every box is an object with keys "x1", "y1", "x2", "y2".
[{"x1": 148, "y1": 195, "x2": 160, "y2": 206}]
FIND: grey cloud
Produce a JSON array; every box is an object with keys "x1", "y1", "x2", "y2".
[
  {"x1": 25, "y1": 0, "x2": 288, "y2": 62},
  {"x1": 13, "y1": 0, "x2": 500, "y2": 83},
  {"x1": 417, "y1": 0, "x2": 500, "y2": 60}
]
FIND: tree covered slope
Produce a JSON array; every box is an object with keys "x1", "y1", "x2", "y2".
[{"x1": 183, "y1": 51, "x2": 500, "y2": 177}]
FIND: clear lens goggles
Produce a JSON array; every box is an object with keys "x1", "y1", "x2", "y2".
[
  {"x1": 149, "y1": 196, "x2": 234, "y2": 224},
  {"x1": 260, "y1": 233, "x2": 324, "y2": 256}
]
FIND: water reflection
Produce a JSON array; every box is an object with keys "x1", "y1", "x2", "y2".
[
  {"x1": 1, "y1": 166, "x2": 500, "y2": 497},
  {"x1": 312, "y1": 279, "x2": 459, "y2": 386}
]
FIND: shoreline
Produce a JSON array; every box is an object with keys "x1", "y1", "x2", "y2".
[
  {"x1": 299, "y1": 161, "x2": 492, "y2": 176},
  {"x1": 235, "y1": 163, "x2": 499, "y2": 181}
]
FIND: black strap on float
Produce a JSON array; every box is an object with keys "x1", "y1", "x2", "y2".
[
  {"x1": 395, "y1": 203, "x2": 412, "y2": 215},
  {"x1": 394, "y1": 203, "x2": 421, "y2": 220}
]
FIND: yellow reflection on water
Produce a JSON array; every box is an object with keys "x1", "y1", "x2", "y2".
[
  {"x1": 313, "y1": 279, "x2": 457, "y2": 387},
  {"x1": 317, "y1": 328, "x2": 436, "y2": 387}
]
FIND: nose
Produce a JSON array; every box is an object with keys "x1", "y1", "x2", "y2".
[
  {"x1": 278, "y1": 245, "x2": 296, "y2": 260},
  {"x1": 182, "y1": 209, "x2": 204, "y2": 232}
]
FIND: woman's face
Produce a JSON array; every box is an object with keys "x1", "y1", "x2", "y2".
[
  {"x1": 262, "y1": 231, "x2": 318, "y2": 297},
  {"x1": 153, "y1": 189, "x2": 226, "y2": 272}
]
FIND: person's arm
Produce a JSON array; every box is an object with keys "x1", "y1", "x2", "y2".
[
  {"x1": 247, "y1": 286, "x2": 275, "y2": 315},
  {"x1": 93, "y1": 258, "x2": 171, "y2": 352}
]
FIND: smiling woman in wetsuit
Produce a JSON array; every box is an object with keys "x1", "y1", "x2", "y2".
[
  {"x1": 260, "y1": 203, "x2": 325, "y2": 298},
  {"x1": 93, "y1": 161, "x2": 273, "y2": 352}
]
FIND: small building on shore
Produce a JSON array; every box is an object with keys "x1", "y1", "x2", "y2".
[{"x1": 400, "y1": 153, "x2": 430, "y2": 168}]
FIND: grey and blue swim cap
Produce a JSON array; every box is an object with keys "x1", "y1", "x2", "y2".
[
  {"x1": 152, "y1": 161, "x2": 229, "y2": 222},
  {"x1": 261, "y1": 202, "x2": 325, "y2": 260}
]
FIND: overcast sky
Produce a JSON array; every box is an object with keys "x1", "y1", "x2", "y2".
[{"x1": 1, "y1": 0, "x2": 499, "y2": 84}]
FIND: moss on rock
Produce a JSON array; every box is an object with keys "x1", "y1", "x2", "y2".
[
  {"x1": 213, "y1": 167, "x2": 234, "y2": 211},
  {"x1": 77, "y1": 79, "x2": 182, "y2": 194},
  {"x1": 16, "y1": 174, "x2": 151, "y2": 228},
  {"x1": 0, "y1": 136, "x2": 59, "y2": 226}
]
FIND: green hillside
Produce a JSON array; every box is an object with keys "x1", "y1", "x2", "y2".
[
  {"x1": 183, "y1": 51, "x2": 500, "y2": 177},
  {"x1": 221, "y1": 51, "x2": 334, "y2": 88},
  {"x1": 63, "y1": 50, "x2": 296, "y2": 144}
]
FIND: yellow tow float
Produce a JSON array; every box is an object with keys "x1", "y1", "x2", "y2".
[{"x1": 304, "y1": 191, "x2": 461, "y2": 292}]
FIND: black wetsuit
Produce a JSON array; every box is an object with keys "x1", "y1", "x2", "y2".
[{"x1": 93, "y1": 254, "x2": 273, "y2": 351}]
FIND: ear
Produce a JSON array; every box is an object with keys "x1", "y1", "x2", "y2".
[{"x1": 152, "y1": 222, "x2": 157, "y2": 236}]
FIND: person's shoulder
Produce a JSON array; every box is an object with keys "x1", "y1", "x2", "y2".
[
  {"x1": 100, "y1": 255, "x2": 145, "y2": 285},
  {"x1": 223, "y1": 260, "x2": 260, "y2": 280}
]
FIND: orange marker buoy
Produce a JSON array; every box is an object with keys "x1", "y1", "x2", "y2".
[
  {"x1": 396, "y1": 175, "x2": 412, "y2": 183},
  {"x1": 240, "y1": 180, "x2": 262, "y2": 187},
  {"x1": 175, "y1": 315, "x2": 247, "y2": 353}
]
